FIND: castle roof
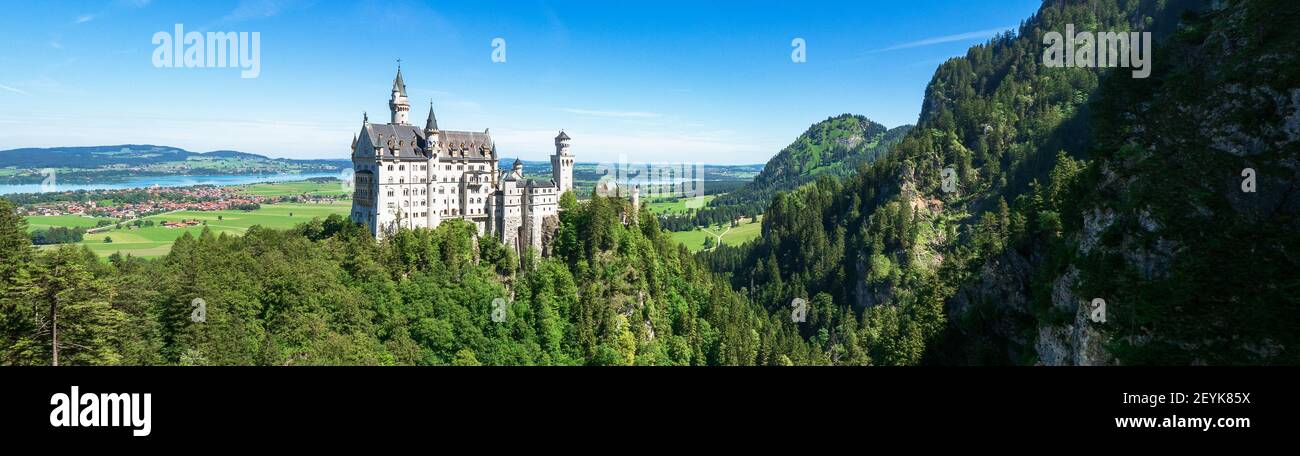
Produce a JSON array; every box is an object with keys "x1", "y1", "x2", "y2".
[
  {"x1": 392, "y1": 68, "x2": 407, "y2": 96},
  {"x1": 355, "y1": 123, "x2": 496, "y2": 160},
  {"x1": 556, "y1": 130, "x2": 570, "y2": 141}
]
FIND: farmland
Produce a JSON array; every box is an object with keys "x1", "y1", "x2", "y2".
[{"x1": 667, "y1": 216, "x2": 762, "y2": 253}]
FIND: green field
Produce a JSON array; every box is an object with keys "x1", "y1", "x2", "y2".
[
  {"x1": 25, "y1": 215, "x2": 119, "y2": 232},
  {"x1": 645, "y1": 195, "x2": 715, "y2": 214},
  {"x1": 236, "y1": 180, "x2": 350, "y2": 198},
  {"x1": 668, "y1": 216, "x2": 762, "y2": 253},
  {"x1": 65, "y1": 201, "x2": 351, "y2": 259}
]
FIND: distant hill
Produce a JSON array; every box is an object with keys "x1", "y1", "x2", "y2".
[
  {"x1": 0, "y1": 144, "x2": 345, "y2": 169},
  {"x1": 698, "y1": 114, "x2": 912, "y2": 223}
]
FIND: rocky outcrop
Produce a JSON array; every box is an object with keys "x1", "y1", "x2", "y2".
[{"x1": 1035, "y1": 266, "x2": 1112, "y2": 365}]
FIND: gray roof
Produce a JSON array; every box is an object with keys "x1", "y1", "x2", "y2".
[
  {"x1": 440, "y1": 130, "x2": 495, "y2": 159},
  {"x1": 392, "y1": 69, "x2": 407, "y2": 96},
  {"x1": 359, "y1": 123, "x2": 427, "y2": 159},
  {"x1": 556, "y1": 130, "x2": 570, "y2": 141},
  {"x1": 355, "y1": 123, "x2": 496, "y2": 160}
]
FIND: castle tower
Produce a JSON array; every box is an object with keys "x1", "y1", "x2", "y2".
[
  {"x1": 630, "y1": 185, "x2": 640, "y2": 223},
  {"x1": 424, "y1": 100, "x2": 439, "y2": 144},
  {"x1": 389, "y1": 64, "x2": 410, "y2": 125},
  {"x1": 551, "y1": 130, "x2": 574, "y2": 193}
]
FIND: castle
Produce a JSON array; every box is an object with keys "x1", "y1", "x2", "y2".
[{"x1": 349, "y1": 66, "x2": 575, "y2": 255}]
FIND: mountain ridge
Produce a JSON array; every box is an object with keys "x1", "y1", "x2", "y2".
[
  {"x1": 680, "y1": 114, "x2": 912, "y2": 227},
  {"x1": 0, "y1": 144, "x2": 347, "y2": 169}
]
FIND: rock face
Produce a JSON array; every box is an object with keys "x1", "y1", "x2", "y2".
[
  {"x1": 1030, "y1": 1, "x2": 1300, "y2": 365},
  {"x1": 1035, "y1": 267, "x2": 1111, "y2": 365},
  {"x1": 539, "y1": 214, "x2": 560, "y2": 257}
]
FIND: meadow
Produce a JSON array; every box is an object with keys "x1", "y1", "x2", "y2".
[
  {"x1": 24, "y1": 180, "x2": 759, "y2": 258},
  {"x1": 645, "y1": 194, "x2": 715, "y2": 215},
  {"x1": 234, "y1": 180, "x2": 351, "y2": 198},
  {"x1": 27, "y1": 191, "x2": 351, "y2": 259},
  {"x1": 668, "y1": 216, "x2": 762, "y2": 253},
  {"x1": 74, "y1": 201, "x2": 351, "y2": 258},
  {"x1": 25, "y1": 215, "x2": 118, "y2": 232}
]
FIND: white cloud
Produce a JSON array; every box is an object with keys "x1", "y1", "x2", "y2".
[
  {"x1": 873, "y1": 27, "x2": 1013, "y2": 52},
  {"x1": 561, "y1": 108, "x2": 661, "y2": 119},
  {"x1": 0, "y1": 85, "x2": 31, "y2": 96},
  {"x1": 73, "y1": 14, "x2": 95, "y2": 24}
]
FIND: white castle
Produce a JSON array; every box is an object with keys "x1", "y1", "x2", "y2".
[{"x1": 349, "y1": 66, "x2": 575, "y2": 255}]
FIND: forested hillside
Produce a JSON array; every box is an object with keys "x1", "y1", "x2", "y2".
[
  {"x1": 679, "y1": 115, "x2": 911, "y2": 227},
  {"x1": 701, "y1": 0, "x2": 1299, "y2": 365},
  {"x1": 0, "y1": 192, "x2": 843, "y2": 365},
  {"x1": 1, "y1": 0, "x2": 1294, "y2": 367}
]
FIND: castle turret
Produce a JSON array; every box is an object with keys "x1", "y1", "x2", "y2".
[
  {"x1": 424, "y1": 100, "x2": 439, "y2": 145},
  {"x1": 630, "y1": 185, "x2": 640, "y2": 224},
  {"x1": 551, "y1": 130, "x2": 574, "y2": 193},
  {"x1": 389, "y1": 64, "x2": 410, "y2": 125}
]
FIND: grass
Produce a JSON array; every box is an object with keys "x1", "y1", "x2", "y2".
[
  {"x1": 25, "y1": 215, "x2": 119, "y2": 232},
  {"x1": 668, "y1": 216, "x2": 763, "y2": 253},
  {"x1": 645, "y1": 195, "x2": 715, "y2": 214},
  {"x1": 72, "y1": 201, "x2": 352, "y2": 259},
  {"x1": 236, "y1": 180, "x2": 350, "y2": 198}
]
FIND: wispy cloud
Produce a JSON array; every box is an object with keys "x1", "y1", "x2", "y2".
[
  {"x1": 872, "y1": 26, "x2": 1013, "y2": 52},
  {"x1": 223, "y1": 0, "x2": 297, "y2": 23},
  {"x1": 0, "y1": 84, "x2": 31, "y2": 96},
  {"x1": 562, "y1": 108, "x2": 660, "y2": 119},
  {"x1": 73, "y1": 14, "x2": 95, "y2": 24}
]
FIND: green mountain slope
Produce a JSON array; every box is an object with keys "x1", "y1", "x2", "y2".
[
  {"x1": 702, "y1": 0, "x2": 1299, "y2": 365},
  {"x1": 688, "y1": 115, "x2": 911, "y2": 226}
]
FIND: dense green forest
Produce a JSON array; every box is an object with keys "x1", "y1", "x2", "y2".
[
  {"x1": 1, "y1": 0, "x2": 1294, "y2": 366},
  {"x1": 0, "y1": 191, "x2": 928, "y2": 365},
  {"x1": 667, "y1": 115, "x2": 911, "y2": 229},
  {"x1": 702, "y1": 0, "x2": 1299, "y2": 365}
]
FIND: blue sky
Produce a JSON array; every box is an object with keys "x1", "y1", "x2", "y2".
[{"x1": 0, "y1": 0, "x2": 1042, "y2": 163}]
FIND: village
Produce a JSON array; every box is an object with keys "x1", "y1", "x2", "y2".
[{"x1": 14, "y1": 182, "x2": 344, "y2": 222}]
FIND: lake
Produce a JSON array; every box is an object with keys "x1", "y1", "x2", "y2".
[{"x1": 0, "y1": 172, "x2": 343, "y2": 195}]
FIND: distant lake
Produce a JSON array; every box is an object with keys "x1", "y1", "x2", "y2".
[{"x1": 0, "y1": 172, "x2": 342, "y2": 195}]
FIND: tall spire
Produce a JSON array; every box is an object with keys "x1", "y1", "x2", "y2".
[
  {"x1": 425, "y1": 99, "x2": 438, "y2": 132},
  {"x1": 389, "y1": 61, "x2": 410, "y2": 125},
  {"x1": 392, "y1": 59, "x2": 406, "y2": 96}
]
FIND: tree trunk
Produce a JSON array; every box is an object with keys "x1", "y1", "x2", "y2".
[{"x1": 50, "y1": 298, "x2": 58, "y2": 366}]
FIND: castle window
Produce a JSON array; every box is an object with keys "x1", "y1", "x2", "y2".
[
  {"x1": 399, "y1": 165, "x2": 405, "y2": 171},
  {"x1": 388, "y1": 165, "x2": 394, "y2": 171}
]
